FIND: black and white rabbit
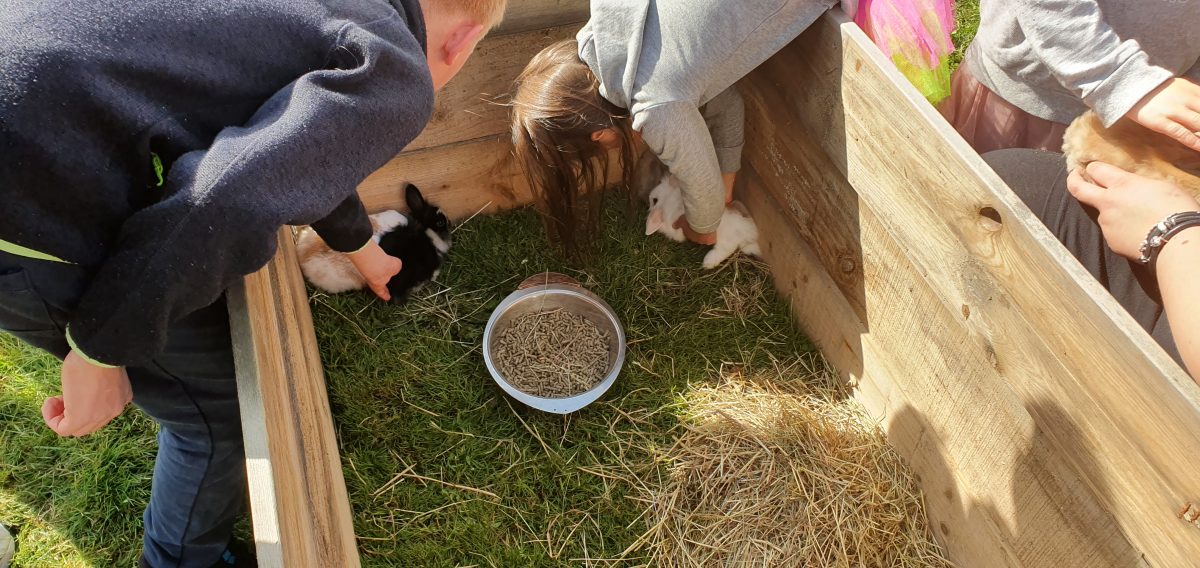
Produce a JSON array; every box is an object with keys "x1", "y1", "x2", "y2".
[{"x1": 297, "y1": 184, "x2": 452, "y2": 304}]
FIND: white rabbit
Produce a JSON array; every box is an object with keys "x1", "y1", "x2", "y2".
[{"x1": 644, "y1": 175, "x2": 761, "y2": 269}]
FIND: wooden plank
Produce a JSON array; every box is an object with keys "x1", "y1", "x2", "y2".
[
  {"x1": 357, "y1": 135, "x2": 533, "y2": 218},
  {"x1": 358, "y1": 135, "x2": 620, "y2": 220},
  {"x1": 743, "y1": 163, "x2": 1141, "y2": 567},
  {"x1": 492, "y1": 0, "x2": 588, "y2": 37},
  {"x1": 228, "y1": 229, "x2": 360, "y2": 568},
  {"x1": 741, "y1": 11, "x2": 1200, "y2": 567},
  {"x1": 409, "y1": 24, "x2": 579, "y2": 152}
]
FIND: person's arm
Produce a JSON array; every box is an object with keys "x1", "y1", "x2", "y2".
[
  {"x1": 311, "y1": 193, "x2": 374, "y2": 253},
  {"x1": 1013, "y1": 0, "x2": 1200, "y2": 150},
  {"x1": 1067, "y1": 162, "x2": 1200, "y2": 377},
  {"x1": 310, "y1": 193, "x2": 402, "y2": 301},
  {"x1": 1157, "y1": 225, "x2": 1200, "y2": 376},
  {"x1": 637, "y1": 102, "x2": 726, "y2": 244},
  {"x1": 67, "y1": 23, "x2": 433, "y2": 370},
  {"x1": 701, "y1": 87, "x2": 745, "y2": 203}
]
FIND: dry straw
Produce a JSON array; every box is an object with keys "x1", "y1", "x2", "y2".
[{"x1": 625, "y1": 363, "x2": 953, "y2": 568}]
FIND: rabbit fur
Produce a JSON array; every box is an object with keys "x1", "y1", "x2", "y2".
[
  {"x1": 1063, "y1": 110, "x2": 1200, "y2": 199},
  {"x1": 644, "y1": 175, "x2": 761, "y2": 269},
  {"x1": 297, "y1": 184, "x2": 451, "y2": 303}
]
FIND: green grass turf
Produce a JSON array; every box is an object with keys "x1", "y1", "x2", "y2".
[
  {"x1": 950, "y1": 0, "x2": 981, "y2": 71},
  {"x1": 0, "y1": 335, "x2": 156, "y2": 568},
  {"x1": 313, "y1": 202, "x2": 826, "y2": 566}
]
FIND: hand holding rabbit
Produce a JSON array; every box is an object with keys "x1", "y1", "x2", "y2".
[
  {"x1": 645, "y1": 175, "x2": 760, "y2": 269},
  {"x1": 1126, "y1": 78, "x2": 1200, "y2": 154},
  {"x1": 349, "y1": 241, "x2": 403, "y2": 301},
  {"x1": 1068, "y1": 162, "x2": 1200, "y2": 260},
  {"x1": 298, "y1": 184, "x2": 452, "y2": 304},
  {"x1": 672, "y1": 216, "x2": 718, "y2": 245}
]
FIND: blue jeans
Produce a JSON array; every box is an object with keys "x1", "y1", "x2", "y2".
[{"x1": 0, "y1": 251, "x2": 246, "y2": 568}]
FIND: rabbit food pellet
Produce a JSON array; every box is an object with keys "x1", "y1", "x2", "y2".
[{"x1": 493, "y1": 309, "x2": 611, "y2": 398}]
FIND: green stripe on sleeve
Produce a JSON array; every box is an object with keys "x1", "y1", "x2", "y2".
[
  {"x1": 65, "y1": 327, "x2": 119, "y2": 369},
  {"x1": 0, "y1": 239, "x2": 73, "y2": 264}
]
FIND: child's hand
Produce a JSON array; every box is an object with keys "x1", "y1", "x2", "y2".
[
  {"x1": 349, "y1": 241, "x2": 403, "y2": 301},
  {"x1": 43, "y1": 351, "x2": 132, "y2": 437},
  {"x1": 672, "y1": 216, "x2": 718, "y2": 245},
  {"x1": 1067, "y1": 161, "x2": 1200, "y2": 259},
  {"x1": 1126, "y1": 77, "x2": 1200, "y2": 153}
]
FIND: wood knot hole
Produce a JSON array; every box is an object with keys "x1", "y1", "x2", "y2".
[
  {"x1": 838, "y1": 256, "x2": 856, "y2": 274},
  {"x1": 979, "y1": 206, "x2": 1003, "y2": 232}
]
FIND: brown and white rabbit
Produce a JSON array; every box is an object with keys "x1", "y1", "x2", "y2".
[
  {"x1": 1063, "y1": 110, "x2": 1200, "y2": 198},
  {"x1": 297, "y1": 184, "x2": 452, "y2": 303},
  {"x1": 644, "y1": 175, "x2": 761, "y2": 269}
]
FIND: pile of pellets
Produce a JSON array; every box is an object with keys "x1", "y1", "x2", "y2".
[{"x1": 492, "y1": 309, "x2": 611, "y2": 398}]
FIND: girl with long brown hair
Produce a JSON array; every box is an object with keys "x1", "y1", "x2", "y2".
[{"x1": 511, "y1": 0, "x2": 837, "y2": 256}]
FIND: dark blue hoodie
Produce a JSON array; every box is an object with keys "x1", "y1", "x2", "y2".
[{"x1": 0, "y1": 0, "x2": 434, "y2": 366}]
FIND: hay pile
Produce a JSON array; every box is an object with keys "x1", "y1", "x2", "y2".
[{"x1": 628, "y1": 368, "x2": 953, "y2": 567}]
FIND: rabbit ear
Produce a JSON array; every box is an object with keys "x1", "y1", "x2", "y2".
[
  {"x1": 645, "y1": 207, "x2": 665, "y2": 236},
  {"x1": 405, "y1": 184, "x2": 426, "y2": 214}
]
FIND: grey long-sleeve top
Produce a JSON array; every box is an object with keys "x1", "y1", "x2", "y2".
[
  {"x1": 578, "y1": 0, "x2": 836, "y2": 233},
  {"x1": 967, "y1": 0, "x2": 1200, "y2": 126}
]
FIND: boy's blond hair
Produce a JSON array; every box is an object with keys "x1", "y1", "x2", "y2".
[{"x1": 424, "y1": 0, "x2": 509, "y2": 30}]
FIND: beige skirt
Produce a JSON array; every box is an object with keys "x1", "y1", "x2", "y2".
[{"x1": 938, "y1": 62, "x2": 1069, "y2": 154}]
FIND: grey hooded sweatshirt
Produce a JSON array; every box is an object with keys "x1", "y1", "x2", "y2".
[
  {"x1": 967, "y1": 0, "x2": 1200, "y2": 126},
  {"x1": 578, "y1": 0, "x2": 837, "y2": 233}
]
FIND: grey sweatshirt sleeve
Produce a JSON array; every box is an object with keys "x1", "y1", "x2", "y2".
[
  {"x1": 66, "y1": 21, "x2": 433, "y2": 367},
  {"x1": 1013, "y1": 0, "x2": 1174, "y2": 126},
  {"x1": 636, "y1": 102, "x2": 726, "y2": 234},
  {"x1": 701, "y1": 87, "x2": 745, "y2": 174}
]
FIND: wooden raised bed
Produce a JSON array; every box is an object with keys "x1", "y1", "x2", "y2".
[{"x1": 226, "y1": 3, "x2": 1200, "y2": 567}]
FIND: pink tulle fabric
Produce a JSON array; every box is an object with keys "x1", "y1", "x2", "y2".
[
  {"x1": 855, "y1": 0, "x2": 953, "y2": 67},
  {"x1": 938, "y1": 63, "x2": 1069, "y2": 154},
  {"x1": 854, "y1": 0, "x2": 955, "y2": 103}
]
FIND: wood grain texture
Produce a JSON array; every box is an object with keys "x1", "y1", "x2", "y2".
[
  {"x1": 358, "y1": 135, "x2": 533, "y2": 218},
  {"x1": 358, "y1": 136, "x2": 620, "y2": 220},
  {"x1": 228, "y1": 229, "x2": 360, "y2": 568},
  {"x1": 491, "y1": 0, "x2": 588, "y2": 37},
  {"x1": 408, "y1": 24, "x2": 579, "y2": 152},
  {"x1": 740, "y1": 11, "x2": 1200, "y2": 567},
  {"x1": 743, "y1": 163, "x2": 1140, "y2": 567}
]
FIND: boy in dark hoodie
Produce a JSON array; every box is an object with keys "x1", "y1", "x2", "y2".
[{"x1": 0, "y1": 0, "x2": 507, "y2": 565}]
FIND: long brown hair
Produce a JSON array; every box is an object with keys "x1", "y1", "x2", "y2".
[{"x1": 510, "y1": 39, "x2": 637, "y2": 258}]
